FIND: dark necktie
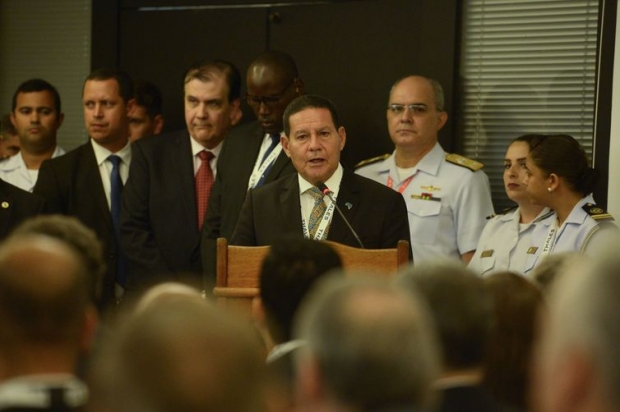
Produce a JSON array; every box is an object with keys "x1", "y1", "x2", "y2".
[
  {"x1": 255, "y1": 133, "x2": 281, "y2": 187},
  {"x1": 108, "y1": 155, "x2": 127, "y2": 286},
  {"x1": 196, "y1": 150, "x2": 215, "y2": 229}
]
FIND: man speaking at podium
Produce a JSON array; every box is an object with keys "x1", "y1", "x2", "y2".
[{"x1": 231, "y1": 95, "x2": 410, "y2": 250}]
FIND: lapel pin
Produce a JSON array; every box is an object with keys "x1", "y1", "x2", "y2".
[
  {"x1": 345, "y1": 202, "x2": 353, "y2": 210},
  {"x1": 1, "y1": 202, "x2": 9, "y2": 209}
]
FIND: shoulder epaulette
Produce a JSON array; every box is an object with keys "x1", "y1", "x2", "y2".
[
  {"x1": 486, "y1": 205, "x2": 518, "y2": 219},
  {"x1": 445, "y1": 153, "x2": 484, "y2": 171},
  {"x1": 355, "y1": 153, "x2": 390, "y2": 169},
  {"x1": 582, "y1": 203, "x2": 615, "y2": 221}
]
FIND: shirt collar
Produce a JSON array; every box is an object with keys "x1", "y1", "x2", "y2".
[
  {"x1": 298, "y1": 163, "x2": 344, "y2": 195},
  {"x1": 90, "y1": 139, "x2": 132, "y2": 166},
  {"x1": 564, "y1": 194, "x2": 595, "y2": 225},
  {"x1": 190, "y1": 136, "x2": 223, "y2": 158},
  {"x1": 415, "y1": 142, "x2": 444, "y2": 176},
  {"x1": 387, "y1": 142, "x2": 444, "y2": 181}
]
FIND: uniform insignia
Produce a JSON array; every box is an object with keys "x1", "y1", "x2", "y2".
[
  {"x1": 355, "y1": 153, "x2": 390, "y2": 169},
  {"x1": 481, "y1": 250, "x2": 494, "y2": 258},
  {"x1": 445, "y1": 153, "x2": 484, "y2": 171},
  {"x1": 527, "y1": 246, "x2": 538, "y2": 254},
  {"x1": 582, "y1": 203, "x2": 614, "y2": 221},
  {"x1": 411, "y1": 193, "x2": 441, "y2": 202},
  {"x1": 420, "y1": 185, "x2": 441, "y2": 192}
]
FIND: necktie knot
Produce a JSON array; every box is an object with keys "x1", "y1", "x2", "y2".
[
  {"x1": 307, "y1": 187, "x2": 324, "y2": 203},
  {"x1": 108, "y1": 154, "x2": 121, "y2": 167},
  {"x1": 268, "y1": 133, "x2": 281, "y2": 145},
  {"x1": 198, "y1": 150, "x2": 214, "y2": 162}
]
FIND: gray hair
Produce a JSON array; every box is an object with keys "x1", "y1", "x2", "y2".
[
  {"x1": 541, "y1": 248, "x2": 620, "y2": 408},
  {"x1": 294, "y1": 274, "x2": 440, "y2": 409}
]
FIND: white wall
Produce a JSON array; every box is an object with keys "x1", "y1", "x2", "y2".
[
  {"x1": 0, "y1": 0, "x2": 91, "y2": 150},
  {"x1": 608, "y1": 4, "x2": 620, "y2": 218}
]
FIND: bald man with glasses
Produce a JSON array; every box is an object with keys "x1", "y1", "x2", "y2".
[
  {"x1": 202, "y1": 50, "x2": 302, "y2": 280},
  {"x1": 356, "y1": 75, "x2": 493, "y2": 264}
]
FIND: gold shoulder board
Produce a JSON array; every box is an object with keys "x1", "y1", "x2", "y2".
[
  {"x1": 445, "y1": 153, "x2": 484, "y2": 171},
  {"x1": 355, "y1": 153, "x2": 390, "y2": 169},
  {"x1": 582, "y1": 203, "x2": 615, "y2": 221}
]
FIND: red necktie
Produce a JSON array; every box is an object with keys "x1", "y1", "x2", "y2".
[{"x1": 196, "y1": 150, "x2": 214, "y2": 229}]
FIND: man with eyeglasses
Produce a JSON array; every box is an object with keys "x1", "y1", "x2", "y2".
[
  {"x1": 202, "y1": 51, "x2": 300, "y2": 279},
  {"x1": 356, "y1": 75, "x2": 493, "y2": 264}
]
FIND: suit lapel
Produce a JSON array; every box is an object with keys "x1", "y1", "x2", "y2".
[
  {"x1": 167, "y1": 132, "x2": 199, "y2": 230},
  {"x1": 328, "y1": 171, "x2": 361, "y2": 244},
  {"x1": 0, "y1": 182, "x2": 12, "y2": 237},
  {"x1": 266, "y1": 151, "x2": 292, "y2": 183},
  {"x1": 79, "y1": 143, "x2": 114, "y2": 231},
  {"x1": 279, "y1": 174, "x2": 303, "y2": 234}
]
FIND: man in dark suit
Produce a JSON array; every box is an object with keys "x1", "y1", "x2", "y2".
[
  {"x1": 34, "y1": 68, "x2": 135, "y2": 309},
  {"x1": 0, "y1": 178, "x2": 44, "y2": 240},
  {"x1": 231, "y1": 95, "x2": 410, "y2": 250},
  {"x1": 121, "y1": 60, "x2": 241, "y2": 293},
  {"x1": 202, "y1": 51, "x2": 301, "y2": 277}
]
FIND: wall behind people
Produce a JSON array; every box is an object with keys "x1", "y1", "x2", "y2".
[
  {"x1": 608, "y1": 4, "x2": 620, "y2": 220},
  {"x1": 98, "y1": 0, "x2": 458, "y2": 167},
  {"x1": 0, "y1": 0, "x2": 91, "y2": 151}
]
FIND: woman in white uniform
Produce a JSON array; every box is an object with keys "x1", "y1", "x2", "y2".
[
  {"x1": 469, "y1": 135, "x2": 554, "y2": 276},
  {"x1": 523, "y1": 134, "x2": 616, "y2": 258}
]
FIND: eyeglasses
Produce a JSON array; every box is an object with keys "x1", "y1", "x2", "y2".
[
  {"x1": 245, "y1": 79, "x2": 295, "y2": 108},
  {"x1": 387, "y1": 104, "x2": 439, "y2": 115}
]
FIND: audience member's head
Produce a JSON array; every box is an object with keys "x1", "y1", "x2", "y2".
[
  {"x1": 128, "y1": 80, "x2": 164, "y2": 142},
  {"x1": 245, "y1": 50, "x2": 304, "y2": 135},
  {"x1": 10, "y1": 78, "x2": 64, "y2": 156},
  {"x1": 483, "y1": 271, "x2": 544, "y2": 410},
  {"x1": 532, "y1": 248, "x2": 620, "y2": 412},
  {"x1": 133, "y1": 282, "x2": 205, "y2": 315},
  {"x1": 259, "y1": 237, "x2": 342, "y2": 345},
  {"x1": 90, "y1": 297, "x2": 265, "y2": 412},
  {"x1": 294, "y1": 275, "x2": 439, "y2": 411},
  {"x1": 530, "y1": 252, "x2": 586, "y2": 293},
  {"x1": 0, "y1": 234, "x2": 97, "y2": 379},
  {"x1": 397, "y1": 260, "x2": 493, "y2": 374},
  {"x1": 11, "y1": 215, "x2": 105, "y2": 307},
  {"x1": 0, "y1": 114, "x2": 20, "y2": 159},
  {"x1": 183, "y1": 59, "x2": 241, "y2": 149}
]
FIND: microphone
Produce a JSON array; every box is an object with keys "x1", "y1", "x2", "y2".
[{"x1": 316, "y1": 182, "x2": 365, "y2": 249}]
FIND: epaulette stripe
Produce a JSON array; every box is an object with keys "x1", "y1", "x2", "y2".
[
  {"x1": 444, "y1": 153, "x2": 484, "y2": 171},
  {"x1": 355, "y1": 153, "x2": 390, "y2": 169},
  {"x1": 582, "y1": 203, "x2": 615, "y2": 221}
]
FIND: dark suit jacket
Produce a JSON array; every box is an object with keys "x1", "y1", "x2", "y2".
[
  {"x1": 201, "y1": 121, "x2": 296, "y2": 279},
  {"x1": 120, "y1": 130, "x2": 203, "y2": 291},
  {"x1": 0, "y1": 179, "x2": 45, "y2": 240},
  {"x1": 33, "y1": 142, "x2": 118, "y2": 308},
  {"x1": 231, "y1": 171, "x2": 411, "y2": 249}
]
